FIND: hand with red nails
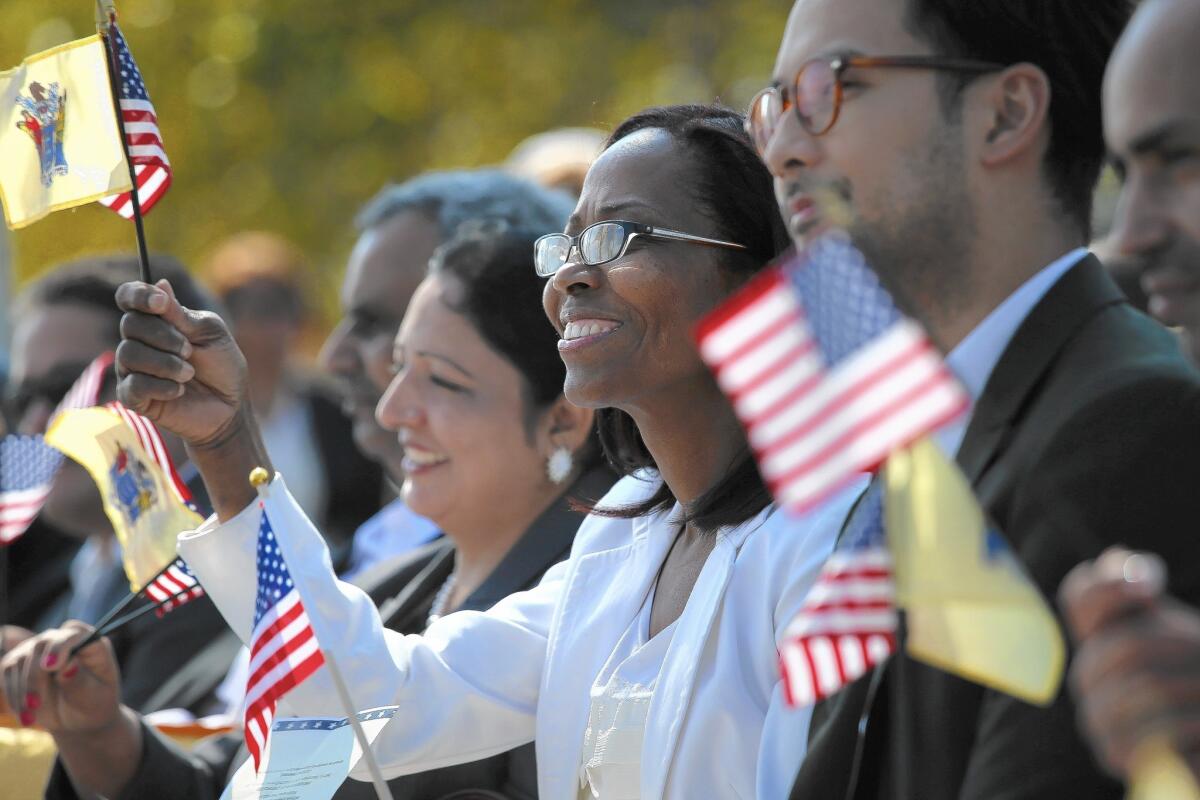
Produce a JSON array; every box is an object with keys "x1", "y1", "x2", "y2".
[
  {"x1": 1059, "y1": 547, "x2": 1200, "y2": 783},
  {"x1": 0, "y1": 620, "x2": 121, "y2": 734},
  {"x1": 0, "y1": 621, "x2": 143, "y2": 797},
  {"x1": 114, "y1": 279, "x2": 272, "y2": 520}
]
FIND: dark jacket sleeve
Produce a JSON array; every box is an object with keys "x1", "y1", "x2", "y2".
[
  {"x1": 109, "y1": 594, "x2": 231, "y2": 713},
  {"x1": 44, "y1": 721, "x2": 233, "y2": 800},
  {"x1": 957, "y1": 375, "x2": 1200, "y2": 799}
]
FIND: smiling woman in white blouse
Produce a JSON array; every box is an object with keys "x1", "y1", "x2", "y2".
[{"x1": 107, "y1": 104, "x2": 861, "y2": 799}]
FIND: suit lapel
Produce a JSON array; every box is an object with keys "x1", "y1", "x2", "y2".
[{"x1": 957, "y1": 256, "x2": 1125, "y2": 484}]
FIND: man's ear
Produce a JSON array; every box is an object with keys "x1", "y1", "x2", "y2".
[
  {"x1": 541, "y1": 395, "x2": 595, "y2": 455},
  {"x1": 976, "y1": 63, "x2": 1052, "y2": 168}
]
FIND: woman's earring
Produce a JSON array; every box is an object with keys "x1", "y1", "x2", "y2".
[{"x1": 546, "y1": 447, "x2": 573, "y2": 485}]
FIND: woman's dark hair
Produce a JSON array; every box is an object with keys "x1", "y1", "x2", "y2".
[
  {"x1": 427, "y1": 221, "x2": 603, "y2": 470},
  {"x1": 592, "y1": 104, "x2": 790, "y2": 532}
]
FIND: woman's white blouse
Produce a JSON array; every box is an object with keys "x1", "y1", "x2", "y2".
[
  {"x1": 178, "y1": 472, "x2": 863, "y2": 800},
  {"x1": 578, "y1": 584, "x2": 676, "y2": 799}
]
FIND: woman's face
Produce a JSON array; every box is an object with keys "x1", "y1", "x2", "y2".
[
  {"x1": 543, "y1": 127, "x2": 736, "y2": 412},
  {"x1": 375, "y1": 273, "x2": 552, "y2": 532}
]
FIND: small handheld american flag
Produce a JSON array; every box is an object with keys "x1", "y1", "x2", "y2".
[
  {"x1": 141, "y1": 556, "x2": 204, "y2": 617},
  {"x1": 0, "y1": 353, "x2": 113, "y2": 544},
  {"x1": 244, "y1": 508, "x2": 325, "y2": 773},
  {"x1": 696, "y1": 233, "x2": 970, "y2": 706},
  {"x1": 98, "y1": 22, "x2": 171, "y2": 219},
  {"x1": 695, "y1": 234, "x2": 969, "y2": 516},
  {"x1": 778, "y1": 482, "x2": 896, "y2": 706}
]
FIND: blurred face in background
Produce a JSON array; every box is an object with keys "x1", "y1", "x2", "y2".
[
  {"x1": 319, "y1": 211, "x2": 442, "y2": 480},
  {"x1": 1105, "y1": 0, "x2": 1200, "y2": 347},
  {"x1": 7, "y1": 302, "x2": 114, "y2": 538},
  {"x1": 375, "y1": 273, "x2": 558, "y2": 535}
]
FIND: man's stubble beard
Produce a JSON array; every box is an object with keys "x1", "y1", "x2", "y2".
[{"x1": 848, "y1": 128, "x2": 976, "y2": 343}]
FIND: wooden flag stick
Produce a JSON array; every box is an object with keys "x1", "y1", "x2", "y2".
[
  {"x1": 96, "y1": 3, "x2": 152, "y2": 284},
  {"x1": 249, "y1": 469, "x2": 395, "y2": 800},
  {"x1": 324, "y1": 654, "x2": 396, "y2": 800}
]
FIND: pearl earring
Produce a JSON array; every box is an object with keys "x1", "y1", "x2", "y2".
[{"x1": 546, "y1": 447, "x2": 573, "y2": 484}]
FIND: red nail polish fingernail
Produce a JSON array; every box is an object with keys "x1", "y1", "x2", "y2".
[
  {"x1": 19, "y1": 711, "x2": 33, "y2": 726},
  {"x1": 43, "y1": 653, "x2": 58, "y2": 668},
  {"x1": 62, "y1": 664, "x2": 79, "y2": 679},
  {"x1": 25, "y1": 693, "x2": 40, "y2": 710}
]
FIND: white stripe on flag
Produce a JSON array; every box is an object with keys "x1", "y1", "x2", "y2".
[
  {"x1": 698, "y1": 283, "x2": 798, "y2": 363},
  {"x1": 243, "y1": 634, "x2": 321, "y2": 710},
  {"x1": 784, "y1": 608, "x2": 900, "y2": 638}
]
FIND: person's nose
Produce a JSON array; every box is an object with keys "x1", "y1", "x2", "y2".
[
  {"x1": 548, "y1": 255, "x2": 602, "y2": 298},
  {"x1": 1109, "y1": 173, "x2": 1173, "y2": 260},
  {"x1": 375, "y1": 369, "x2": 422, "y2": 433},
  {"x1": 761, "y1": 110, "x2": 824, "y2": 179}
]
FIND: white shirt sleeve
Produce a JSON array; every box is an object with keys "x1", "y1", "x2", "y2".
[{"x1": 177, "y1": 475, "x2": 558, "y2": 778}]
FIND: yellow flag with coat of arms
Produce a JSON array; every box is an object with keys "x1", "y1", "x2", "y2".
[
  {"x1": 45, "y1": 405, "x2": 202, "y2": 591},
  {"x1": 0, "y1": 35, "x2": 131, "y2": 229},
  {"x1": 884, "y1": 436, "x2": 1065, "y2": 705}
]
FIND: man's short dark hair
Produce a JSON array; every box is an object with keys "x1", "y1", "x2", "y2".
[
  {"x1": 20, "y1": 254, "x2": 219, "y2": 346},
  {"x1": 905, "y1": 0, "x2": 1135, "y2": 238}
]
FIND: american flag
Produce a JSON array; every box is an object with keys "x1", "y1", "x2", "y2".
[
  {"x1": 141, "y1": 556, "x2": 205, "y2": 617},
  {"x1": 98, "y1": 22, "x2": 171, "y2": 219},
  {"x1": 0, "y1": 437, "x2": 64, "y2": 543},
  {"x1": 777, "y1": 481, "x2": 897, "y2": 706},
  {"x1": 0, "y1": 353, "x2": 114, "y2": 543},
  {"x1": 695, "y1": 234, "x2": 969, "y2": 515},
  {"x1": 106, "y1": 402, "x2": 195, "y2": 509},
  {"x1": 244, "y1": 509, "x2": 325, "y2": 773}
]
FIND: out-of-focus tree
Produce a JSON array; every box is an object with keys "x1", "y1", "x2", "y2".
[{"x1": 2, "y1": 0, "x2": 788, "y2": 335}]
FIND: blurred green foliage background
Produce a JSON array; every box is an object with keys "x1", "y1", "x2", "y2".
[{"x1": 3, "y1": 0, "x2": 789, "y2": 330}]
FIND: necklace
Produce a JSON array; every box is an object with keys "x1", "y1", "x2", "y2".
[{"x1": 426, "y1": 574, "x2": 456, "y2": 627}]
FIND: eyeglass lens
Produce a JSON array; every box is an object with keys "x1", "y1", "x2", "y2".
[
  {"x1": 796, "y1": 59, "x2": 838, "y2": 135},
  {"x1": 536, "y1": 222, "x2": 632, "y2": 276},
  {"x1": 580, "y1": 222, "x2": 626, "y2": 264}
]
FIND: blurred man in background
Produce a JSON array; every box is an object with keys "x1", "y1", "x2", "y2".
[
  {"x1": 205, "y1": 231, "x2": 381, "y2": 569},
  {"x1": 1060, "y1": 0, "x2": 1200, "y2": 786}
]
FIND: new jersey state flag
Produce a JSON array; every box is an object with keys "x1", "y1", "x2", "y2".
[
  {"x1": 45, "y1": 405, "x2": 202, "y2": 591},
  {"x1": 884, "y1": 437, "x2": 1065, "y2": 705},
  {"x1": 0, "y1": 36, "x2": 132, "y2": 229}
]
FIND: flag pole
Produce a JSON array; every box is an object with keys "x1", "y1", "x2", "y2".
[
  {"x1": 0, "y1": 543, "x2": 9, "y2": 660},
  {"x1": 95, "y1": 1, "x2": 152, "y2": 284},
  {"x1": 249, "y1": 468, "x2": 395, "y2": 800}
]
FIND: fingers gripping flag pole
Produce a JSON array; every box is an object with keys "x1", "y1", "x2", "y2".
[{"x1": 248, "y1": 469, "x2": 394, "y2": 800}]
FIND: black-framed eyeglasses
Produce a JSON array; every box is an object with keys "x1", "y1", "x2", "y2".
[
  {"x1": 746, "y1": 53, "x2": 1005, "y2": 154},
  {"x1": 533, "y1": 220, "x2": 747, "y2": 278}
]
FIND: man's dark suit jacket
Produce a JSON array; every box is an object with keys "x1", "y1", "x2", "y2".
[
  {"x1": 790, "y1": 256, "x2": 1200, "y2": 800},
  {"x1": 46, "y1": 466, "x2": 614, "y2": 800}
]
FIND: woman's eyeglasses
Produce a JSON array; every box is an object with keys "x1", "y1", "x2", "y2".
[
  {"x1": 534, "y1": 220, "x2": 747, "y2": 278},
  {"x1": 746, "y1": 53, "x2": 1004, "y2": 154}
]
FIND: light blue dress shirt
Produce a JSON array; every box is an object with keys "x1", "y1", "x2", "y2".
[{"x1": 937, "y1": 247, "x2": 1090, "y2": 456}]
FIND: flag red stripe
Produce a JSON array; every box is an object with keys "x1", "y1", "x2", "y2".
[{"x1": 765, "y1": 364, "x2": 959, "y2": 490}]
